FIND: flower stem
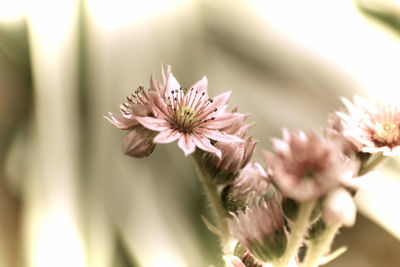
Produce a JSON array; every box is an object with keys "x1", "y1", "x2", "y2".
[
  {"x1": 192, "y1": 150, "x2": 232, "y2": 254},
  {"x1": 278, "y1": 201, "x2": 316, "y2": 267},
  {"x1": 358, "y1": 152, "x2": 386, "y2": 176},
  {"x1": 302, "y1": 222, "x2": 341, "y2": 267}
]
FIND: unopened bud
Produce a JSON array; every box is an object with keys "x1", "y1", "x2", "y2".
[
  {"x1": 122, "y1": 125, "x2": 157, "y2": 157},
  {"x1": 228, "y1": 199, "x2": 287, "y2": 262},
  {"x1": 221, "y1": 163, "x2": 269, "y2": 212},
  {"x1": 323, "y1": 188, "x2": 356, "y2": 227}
]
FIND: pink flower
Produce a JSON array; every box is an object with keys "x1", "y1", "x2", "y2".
[
  {"x1": 263, "y1": 129, "x2": 357, "y2": 202},
  {"x1": 106, "y1": 85, "x2": 157, "y2": 157},
  {"x1": 228, "y1": 199, "x2": 286, "y2": 262},
  {"x1": 337, "y1": 95, "x2": 400, "y2": 156},
  {"x1": 135, "y1": 67, "x2": 244, "y2": 157}
]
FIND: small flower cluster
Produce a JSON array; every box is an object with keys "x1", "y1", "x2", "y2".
[{"x1": 107, "y1": 68, "x2": 394, "y2": 267}]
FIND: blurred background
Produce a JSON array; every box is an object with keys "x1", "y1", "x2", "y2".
[{"x1": 1, "y1": 0, "x2": 400, "y2": 266}]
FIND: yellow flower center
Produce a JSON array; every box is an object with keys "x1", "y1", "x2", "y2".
[
  {"x1": 175, "y1": 106, "x2": 198, "y2": 132},
  {"x1": 373, "y1": 121, "x2": 400, "y2": 145}
]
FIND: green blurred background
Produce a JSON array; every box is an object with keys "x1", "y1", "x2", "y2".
[{"x1": 1, "y1": 0, "x2": 400, "y2": 266}]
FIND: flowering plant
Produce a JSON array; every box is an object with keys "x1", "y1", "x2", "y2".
[{"x1": 106, "y1": 66, "x2": 393, "y2": 267}]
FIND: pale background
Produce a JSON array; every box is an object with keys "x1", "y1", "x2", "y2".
[{"x1": 0, "y1": 0, "x2": 400, "y2": 266}]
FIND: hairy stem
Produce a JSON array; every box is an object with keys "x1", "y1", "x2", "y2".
[
  {"x1": 302, "y1": 222, "x2": 341, "y2": 267},
  {"x1": 192, "y1": 150, "x2": 232, "y2": 254},
  {"x1": 278, "y1": 201, "x2": 316, "y2": 267}
]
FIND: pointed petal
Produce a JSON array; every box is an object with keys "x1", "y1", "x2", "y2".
[
  {"x1": 105, "y1": 113, "x2": 138, "y2": 129},
  {"x1": 341, "y1": 97, "x2": 363, "y2": 118},
  {"x1": 199, "y1": 128, "x2": 244, "y2": 143},
  {"x1": 130, "y1": 103, "x2": 151, "y2": 117},
  {"x1": 205, "y1": 112, "x2": 245, "y2": 129},
  {"x1": 149, "y1": 75, "x2": 161, "y2": 93},
  {"x1": 162, "y1": 65, "x2": 169, "y2": 84},
  {"x1": 167, "y1": 72, "x2": 181, "y2": 92},
  {"x1": 149, "y1": 90, "x2": 169, "y2": 119},
  {"x1": 153, "y1": 129, "x2": 181, "y2": 144},
  {"x1": 160, "y1": 65, "x2": 170, "y2": 95},
  {"x1": 192, "y1": 133, "x2": 222, "y2": 157},
  {"x1": 335, "y1": 111, "x2": 353, "y2": 125},
  {"x1": 191, "y1": 76, "x2": 208, "y2": 96},
  {"x1": 204, "y1": 91, "x2": 231, "y2": 113},
  {"x1": 136, "y1": 116, "x2": 169, "y2": 131},
  {"x1": 282, "y1": 128, "x2": 291, "y2": 141},
  {"x1": 354, "y1": 95, "x2": 377, "y2": 114},
  {"x1": 178, "y1": 134, "x2": 196, "y2": 156}
]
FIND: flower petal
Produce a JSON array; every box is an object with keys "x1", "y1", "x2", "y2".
[
  {"x1": 130, "y1": 103, "x2": 151, "y2": 117},
  {"x1": 191, "y1": 76, "x2": 208, "y2": 96},
  {"x1": 354, "y1": 95, "x2": 377, "y2": 114},
  {"x1": 199, "y1": 128, "x2": 244, "y2": 143},
  {"x1": 105, "y1": 113, "x2": 138, "y2": 129},
  {"x1": 136, "y1": 116, "x2": 169, "y2": 131},
  {"x1": 167, "y1": 72, "x2": 181, "y2": 92},
  {"x1": 341, "y1": 97, "x2": 364, "y2": 118},
  {"x1": 153, "y1": 129, "x2": 181, "y2": 144},
  {"x1": 204, "y1": 91, "x2": 231, "y2": 113},
  {"x1": 178, "y1": 134, "x2": 196, "y2": 156},
  {"x1": 149, "y1": 90, "x2": 170, "y2": 120},
  {"x1": 192, "y1": 133, "x2": 222, "y2": 157},
  {"x1": 205, "y1": 112, "x2": 245, "y2": 129},
  {"x1": 149, "y1": 75, "x2": 162, "y2": 93}
]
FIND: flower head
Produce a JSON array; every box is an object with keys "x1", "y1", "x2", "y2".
[
  {"x1": 263, "y1": 129, "x2": 357, "y2": 202},
  {"x1": 106, "y1": 85, "x2": 157, "y2": 157},
  {"x1": 136, "y1": 67, "x2": 244, "y2": 157},
  {"x1": 228, "y1": 199, "x2": 287, "y2": 262},
  {"x1": 337, "y1": 95, "x2": 400, "y2": 156}
]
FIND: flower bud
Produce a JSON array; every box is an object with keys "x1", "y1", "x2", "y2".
[
  {"x1": 205, "y1": 136, "x2": 257, "y2": 184},
  {"x1": 222, "y1": 162, "x2": 269, "y2": 212},
  {"x1": 228, "y1": 199, "x2": 287, "y2": 262},
  {"x1": 122, "y1": 125, "x2": 157, "y2": 157},
  {"x1": 322, "y1": 188, "x2": 356, "y2": 227}
]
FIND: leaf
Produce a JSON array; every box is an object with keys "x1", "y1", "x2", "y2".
[
  {"x1": 201, "y1": 215, "x2": 221, "y2": 236},
  {"x1": 318, "y1": 246, "x2": 347, "y2": 265}
]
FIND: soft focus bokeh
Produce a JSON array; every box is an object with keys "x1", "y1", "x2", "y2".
[{"x1": 1, "y1": 0, "x2": 400, "y2": 266}]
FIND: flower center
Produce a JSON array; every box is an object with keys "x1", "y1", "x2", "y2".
[
  {"x1": 303, "y1": 168, "x2": 317, "y2": 179},
  {"x1": 373, "y1": 121, "x2": 400, "y2": 145},
  {"x1": 175, "y1": 106, "x2": 199, "y2": 132},
  {"x1": 166, "y1": 88, "x2": 218, "y2": 133}
]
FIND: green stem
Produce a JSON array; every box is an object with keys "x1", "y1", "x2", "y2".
[
  {"x1": 302, "y1": 222, "x2": 341, "y2": 267},
  {"x1": 192, "y1": 150, "x2": 232, "y2": 253},
  {"x1": 358, "y1": 152, "x2": 386, "y2": 176},
  {"x1": 278, "y1": 201, "x2": 316, "y2": 267}
]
